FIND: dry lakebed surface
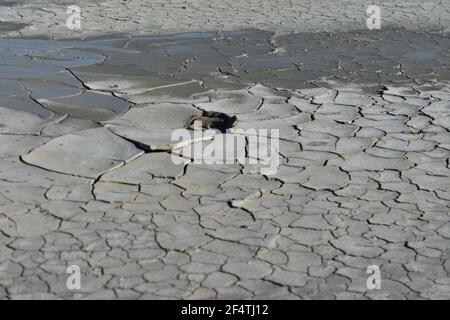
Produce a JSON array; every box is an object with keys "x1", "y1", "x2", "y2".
[{"x1": 0, "y1": 0, "x2": 449, "y2": 299}]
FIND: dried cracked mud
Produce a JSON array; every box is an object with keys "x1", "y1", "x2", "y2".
[{"x1": 1, "y1": 1, "x2": 450, "y2": 300}]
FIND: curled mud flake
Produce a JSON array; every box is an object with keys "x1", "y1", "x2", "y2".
[{"x1": 187, "y1": 111, "x2": 237, "y2": 133}]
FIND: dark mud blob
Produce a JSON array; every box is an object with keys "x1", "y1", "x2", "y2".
[
  {"x1": 187, "y1": 111, "x2": 237, "y2": 133},
  {"x1": 0, "y1": 2, "x2": 21, "y2": 7},
  {"x1": 0, "y1": 21, "x2": 28, "y2": 32}
]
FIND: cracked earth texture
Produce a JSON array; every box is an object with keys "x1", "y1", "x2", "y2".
[
  {"x1": 0, "y1": 2, "x2": 450, "y2": 301},
  {"x1": 1, "y1": 0, "x2": 450, "y2": 39}
]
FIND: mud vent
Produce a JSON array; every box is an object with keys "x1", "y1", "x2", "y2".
[{"x1": 187, "y1": 111, "x2": 237, "y2": 133}]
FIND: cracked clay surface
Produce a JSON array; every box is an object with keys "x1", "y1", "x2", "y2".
[
  {"x1": 1, "y1": 0, "x2": 450, "y2": 39},
  {"x1": 0, "y1": 3, "x2": 450, "y2": 300}
]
